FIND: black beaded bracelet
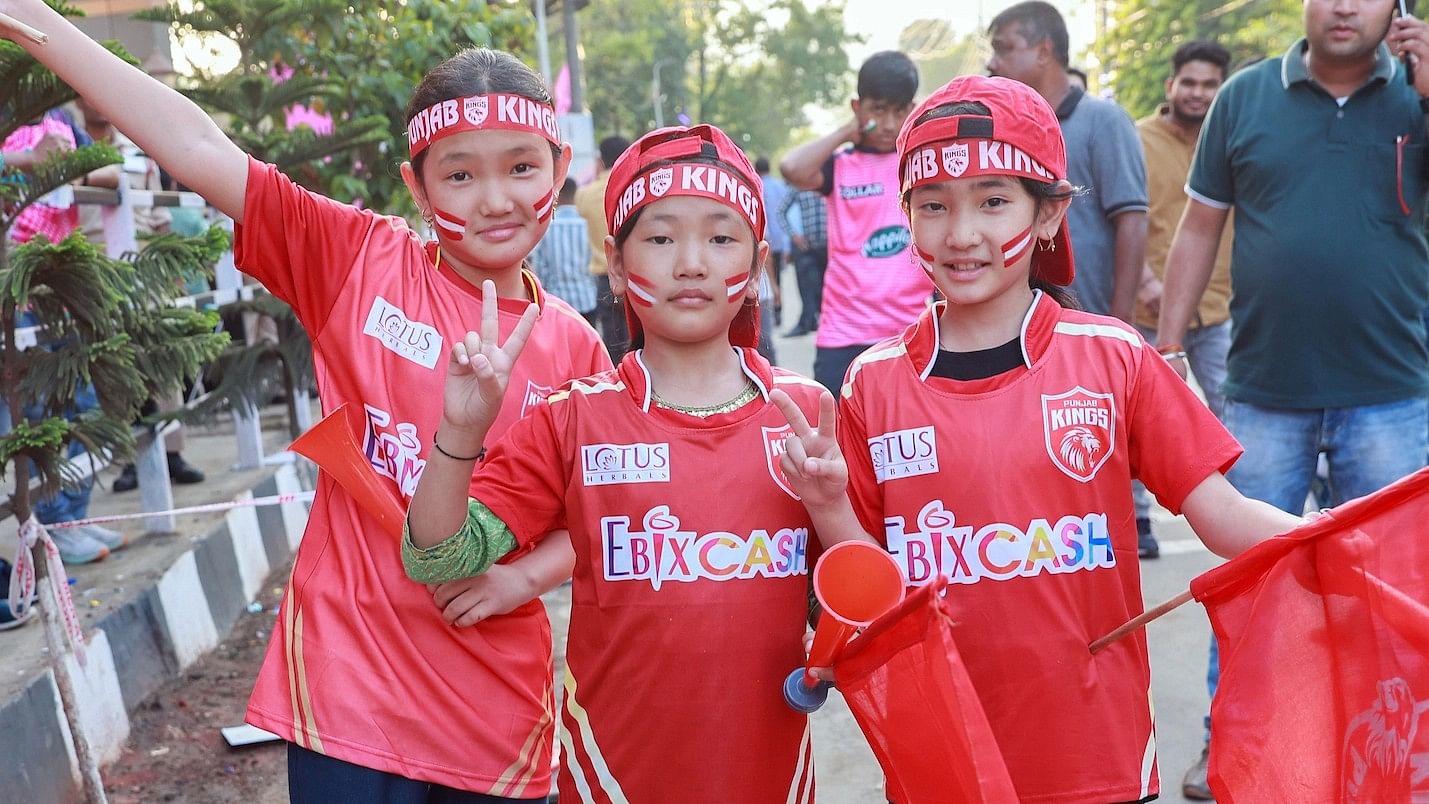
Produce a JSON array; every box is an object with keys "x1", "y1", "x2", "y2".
[{"x1": 432, "y1": 438, "x2": 484, "y2": 462}]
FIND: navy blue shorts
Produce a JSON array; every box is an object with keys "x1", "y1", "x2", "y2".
[{"x1": 287, "y1": 743, "x2": 547, "y2": 804}]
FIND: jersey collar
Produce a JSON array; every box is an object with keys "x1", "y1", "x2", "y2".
[
  {"x1": 903, "y1": 289, "x2": 1057, "y2": 381},
  {"x1": 426, "y1": 241, "x2": 546, "y2": 314},
  {"x1": 618, "y1": 346, "x2": 774, "y2": 416}
]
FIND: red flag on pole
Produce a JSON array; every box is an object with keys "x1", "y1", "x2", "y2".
[
  {"x1": 1189, "y1": 466, "x2": 1429, "y2": 802},
  {"x1": 834, "y1": 578, "x2": 1019, "y2": 804}
]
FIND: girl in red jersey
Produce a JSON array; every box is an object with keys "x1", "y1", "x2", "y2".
[
  {"x1": 2, "y1": 4, "x2": 611, "y2": 802},
  {"x1": 769, "y1": 75, "x2": 1309, "y2": 804},
  {"x1": 404, "y1": 124, "x2": 829, "y2": 802}
]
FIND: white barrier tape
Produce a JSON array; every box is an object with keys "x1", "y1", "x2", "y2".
[
  {"x1": 12, "y1": 517, "x2": 87, "y2": 666},
  {"x1": 42, "y1": 491, "x2": 316, "y2": 530}
]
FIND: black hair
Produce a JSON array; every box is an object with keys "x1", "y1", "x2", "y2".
[
  {"x1": 405, "y1": 47, "x2": 556, "y2": 178},
  {"x1": 599, "y1": 135, "x2": 632, "y2": 168},
  {"x1": 559, "y1": 177, "x2": 578, "y2": 203},
  {"x1": 1067, "y1": 67, "x2": 1088, "y2": 87},
  {"x1": 755, "y1": 156, "x2": 771, "y2": 175},
  {"x1": 857, "y1": 51, "x2": 919, "y2": 106},
  {"x1": 905, "y1": 100, "x2": 1081, "y2": 311},
  {"x1": 989, "y1": 1, "x2": 1070, "y2": 69},
  {"x1": 1172, "y1": 40, "x2": 1231, "y2": 78}
]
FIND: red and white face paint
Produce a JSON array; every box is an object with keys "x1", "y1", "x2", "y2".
[
  {"x1": 431, "y1": 206, "x2": 467, "y2": 241},
  {"x1": 724, "y1": 271, "x2": 751, "y2": 303},
  {"x1": 407, "y1": 93, "x2": 561, "y2": 158},
  {"x1": 625, "y1": 272, "x2": 658, "y2": 307},
  {"x1": 1000, "y1": 225, "x2": 1034, "y2": 266},
  {"x1": 533, "y1": 188, "x2": 555, "y2": 224}
]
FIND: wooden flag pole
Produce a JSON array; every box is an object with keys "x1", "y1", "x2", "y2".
[
  {"x1": 0, "y1": 12, "x2": 48, "y2": 45},
  {"x1": 1089, "y1": 588, "x2": 1196, "y2": 654}
]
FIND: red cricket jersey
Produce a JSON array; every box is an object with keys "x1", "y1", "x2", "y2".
[
  {"x1": 470, "y1": 349, "x2": 823, "y2": 803},
  {"x1": 236, "y1": 158, "x2": 611, "y2": 795},
  {"x1": 839, "y1": 292, "x2": 1242, "y2": 804}
]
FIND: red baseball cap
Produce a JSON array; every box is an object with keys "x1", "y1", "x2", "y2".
[
  {"x1": 603, "y1": 125, "x2": 765, "y2": 349},
  {"x1": 896, "y1": 75, "x2": 1074, "y2": 286}
]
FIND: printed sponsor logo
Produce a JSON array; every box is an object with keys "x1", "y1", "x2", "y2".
[
  {"x1": 885, "y1": 500, "x2": 1114, "y2": 585},
  {"x1": 861, "y1": 225, "x2": 911, "y2": 258},
  {"x1": 362, "y1": 404, "x2": 426, "y2": 498},
  {"x1": 603, "y1": 505, "x2": 809, "y2": 590},
  {"x1": 839, "y1": 181, "x2": 885, "y2": 200},
  {"x1": 521, "y1": 380, "x2": 553, "y2": 417},
  {"x1": 762, "y1": 425, "x2": 800, "y2": 500},
  {"x1": 868, "y1": 425, "x2": 938, "y2": 483},
  {"x1": 649, "y1": 166, "x2": 673, "y2": 197},
  {"x1": 362, "y1": 295, "x2": 442, "y2": 369},
  {"x1": 581, "y1": 442, "x2": 671, "y2": 486},
  {"x1": 1042, "y1": 387, "x2": 1116, "y2": 482}
]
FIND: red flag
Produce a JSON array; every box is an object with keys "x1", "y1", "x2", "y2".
[
  {"x1": 834, "y1": 578, "x2": 1019, "y2": 804},
  {"x1": 1190, "y1": 467, "x2": 1429, "y2": 802}
]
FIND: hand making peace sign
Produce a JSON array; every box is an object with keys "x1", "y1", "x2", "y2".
[
  {"x1": 770, "y1": 388, "x2": 848, "y2": 509},
  {"x1": 441, "y1": 280, "x2": 539, "y2": 438}
]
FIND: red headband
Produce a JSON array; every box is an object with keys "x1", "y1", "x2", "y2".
[
  {"x1": 609, "y1": 161, "x2": 763, "y2": 239},
  {"x1": 901, "y1": 137, "x2": 1054, "y2": 194},
  {"x1": 407, "y1": 93, "x2": 561, "y2": 158}
]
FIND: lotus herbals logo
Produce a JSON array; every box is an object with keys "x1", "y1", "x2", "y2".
[{"x1": 862, "y1": 225, "x2": 911, "y2": 259}]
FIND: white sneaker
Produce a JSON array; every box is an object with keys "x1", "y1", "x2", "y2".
[
  {"x1": 77, "y1": 524, "x2": 127, "y2": 552},
  {"x1": 48, "y1": 526, "x2": 109, "y2": 565}
]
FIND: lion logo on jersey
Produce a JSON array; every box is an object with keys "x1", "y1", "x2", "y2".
[
  {"x1": 1042, "y1": 387, "x2": 1115, "y2": 482},
  {"x1": 942, "y1": 142, "x2": 969, "y2": 177},
  {"x1": 1341, "y1": 678, "x2": 1428, "y2": 802},
  {"x1": 463, "y1": 96, "x2": 488, "y2": 127},
  {"x1": 762, "y1": 425, "x2": 801, "y2": 501},
  {"x1": 649, "y1": 167, "x2": 674, "y2": 198}
]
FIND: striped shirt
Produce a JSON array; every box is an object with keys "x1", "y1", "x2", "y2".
[
  {"x1": 529, "y1": 206, "x2": 597, "y2": 314},
  {"x1": 780, "y1": 190, "x2": 827, "y2": 250}
]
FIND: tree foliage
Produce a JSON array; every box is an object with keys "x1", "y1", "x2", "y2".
[
  {"x1": 581, "y1": 0, "x2": 861, "y2": 156},
  {"x1": 0, "y1": 7, "x2": 228, "y2": 513},
  {"x1": 1104, "y1": 0, "x2": 1302, "y2": 119}
]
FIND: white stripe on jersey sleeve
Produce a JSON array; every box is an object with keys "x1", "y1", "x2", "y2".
[
  {"x1": 773, "y1": 374, "x2": 825, "y2": 390},
  {"x1": 841, "y1": 343, "x2": 909, "y2": 399},
  {"x1": 547, "y1": 379, "x2": 626, "y2": 404},
  {"x1": 1052, "y1": 321, "x2": 1142, "y2": 348}
]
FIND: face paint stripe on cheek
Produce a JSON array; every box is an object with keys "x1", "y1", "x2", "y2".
[
  {"x1": 912, "y1": 243, "x2": 937, "y2": 277},
  {"x1": 626, "y1": 271, "x2": 657, "y2": 306},
  {"x1": 1001, "y1": 225, "x2": 1034, "y2": 266},
  {"x1": 724, "y1": 271, "x2": 750, "y2": 302},
  {"x1": 533, "y1": 188, "x2": 555, "y2": 223},
  {"x1": 432, "y1": 207, "x2": 467, "y2": 241}
]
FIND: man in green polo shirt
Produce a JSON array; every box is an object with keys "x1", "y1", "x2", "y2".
[{"x1": 1159, "y1": 0, "x2": 1429, "y2": 797}]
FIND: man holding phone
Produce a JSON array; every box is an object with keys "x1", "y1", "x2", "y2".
[{"x1": 1159, "y1": 1, "x2": 1429, "y2": 797}]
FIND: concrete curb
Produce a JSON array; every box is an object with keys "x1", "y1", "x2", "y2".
[{"x1": 0, "y1": 461, "x2": 314, "y2": 804}]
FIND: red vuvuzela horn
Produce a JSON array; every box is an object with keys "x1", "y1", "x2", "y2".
[
  {"x1": 289, "y1": 403, "x2": 407, "y2": 540},
  {"x1": 784, "y1": 540, "x2": 906, "y2": 712}
]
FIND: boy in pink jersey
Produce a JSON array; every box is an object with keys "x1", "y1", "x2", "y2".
[
  {"x1": 404, "y1": 125, "x2": 830, "y2": 803},
  {"x1": 770, "y1": 76, "x2": 1309, "y2": 803},
  {"x1": 5, "y1": 6, "x2": 611, "y2": 799},
  {"x1": 780, "y1": 51, "x2": 932, "y2": 392}
]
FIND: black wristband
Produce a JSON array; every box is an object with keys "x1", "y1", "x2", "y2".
[{"x1": 432, "y1": 438, "x2": 484, "y2": 462}]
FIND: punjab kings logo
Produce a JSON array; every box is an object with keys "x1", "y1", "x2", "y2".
[
  {"x1": 1042, "y1": 387, "x2": 1115, "y2": 482},
  {"x1": 521, "y1": 380, "x2": 553, "y2": 417},
  {"x1": 463, "y1": 95, "x2": 488, "y2": 126},
  {"x1": 942, "y1": 142, "x2": 969, "y2": 177},
  {"x1": 762, "y1": 425, "x2": 800, "y2": 501},
  {"x1": 649, "y1": 166, "x2": 674, "y2": 197}
]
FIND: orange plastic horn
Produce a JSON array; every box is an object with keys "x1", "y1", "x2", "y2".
[
  {"x1": 784, "y1": 540, "x2": 906, "y2": 713},
  {"x1": 806, "y1": 540, "x2": 907, "y2": 679},
  {"x1": 289, "y1": 403, "x2": 407, "y2": 540}
]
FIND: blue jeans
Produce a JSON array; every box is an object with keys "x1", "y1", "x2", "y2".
[
  {"x1": 1203, "y1": 395, "x2": 1429, "y2": 738},
  {"x1": 23, "y1": 384, "x2": 101, "y2": 525},
  {"x1": 288, "y1": 743, "x2": 541, "y2": 804}
]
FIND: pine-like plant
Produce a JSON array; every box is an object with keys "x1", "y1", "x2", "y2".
[{"x1": 0, "y1": 4, "x2": 229, "y2": 800}]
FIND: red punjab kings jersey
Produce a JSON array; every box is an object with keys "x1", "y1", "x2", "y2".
[
  {"x1": 839, "y1": 292, "x2": 1242, "y2": 804},
  {"x1": 235, "y1": 159, "x2": 611, "y2": 794},
  {"x1": 470, "y1": 349, "x2": 823, "y2": 804}
]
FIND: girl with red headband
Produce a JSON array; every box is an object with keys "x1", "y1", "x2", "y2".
[
  {"x1": 771, "y1": 75, "x2": 1308, "y2": 803},
  {"x1": 404, "y1": 124, "x2": 829, "y2": 802},
  {"x1": 2, "y1": 5, "x2": 612, "y2": 801}
]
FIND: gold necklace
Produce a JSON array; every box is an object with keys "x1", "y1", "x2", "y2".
[{"x1": 652, "y1": 380, "x2": 759, "y2": 418}]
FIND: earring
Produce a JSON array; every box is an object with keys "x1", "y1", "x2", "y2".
[
  {"x1": 1038, "y1": 237, "x2": 1056, "y2": 252},
  {"x1": 422, "y1": 213, "x2": 434, "y2": 229}
]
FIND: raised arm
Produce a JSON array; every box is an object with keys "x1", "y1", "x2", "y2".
[
  {"x1": 780, "y1": 120, "x2": 857, "y2": 192},
  {"x1": 1, "y1": 1, "x2": 248, "y2": 220}
]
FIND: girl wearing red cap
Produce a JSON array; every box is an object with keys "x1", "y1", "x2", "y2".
[
  {"x1": 405, "y1": 124, "x2": 827, "y2": 802},
  {"x1": 2, "y1": 5, "x2": 611, "y2": 801},
  {"x1": 772, "y1": 76, "x2": 1306, "y2": 803}
]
